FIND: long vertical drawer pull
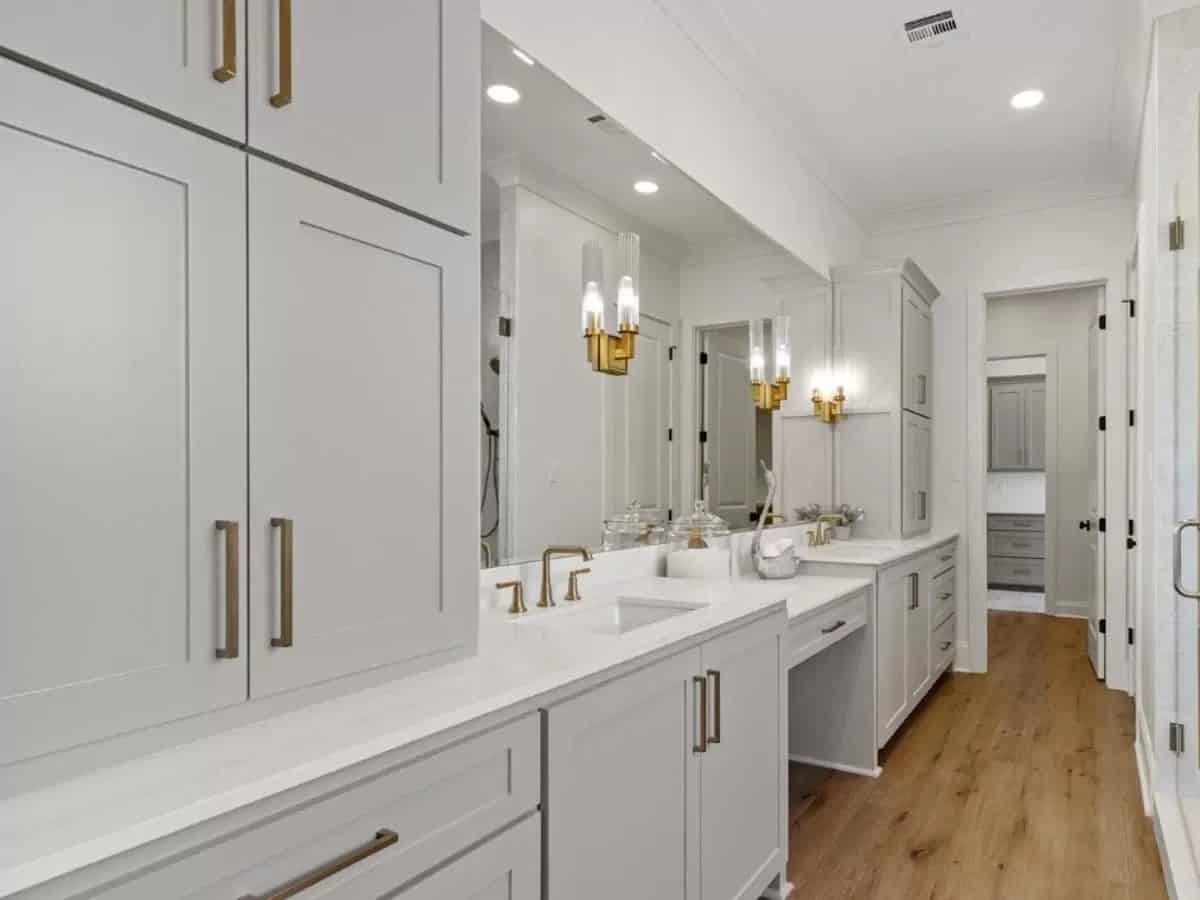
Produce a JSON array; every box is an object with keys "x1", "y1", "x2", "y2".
[
  {"x1": 693, "y1": 675, "x2": 708, "y2": 753},
  {"x1": 270, "y1": 0, "x2": 293, "y2": 107},
  {"x1": 213, "y1": 0, "x2": 237, "y2": 82},
  {"x1": 240, "y1": 829, "x2": 398, "y2": 900},
  {"x1": 215, "y1": 521, "x2": 239, "y2": 658},
  {"x1": 707, "y1": 669, "x2": 721, "y2": 744},
  {"x1": 271, "y1": 517, "x2": 294, "y2": 647}
]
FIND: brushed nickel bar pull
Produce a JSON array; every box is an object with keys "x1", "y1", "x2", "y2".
[
  {"x1": 215, "y1": 520, "x2": 239, "y2": 659},
  {"x1": 693, "y1": 675, "x2": 708, "y2": 754},
  {"x1": 707, "y1": 669, "x2": 721, "y2": 745},
  {"x1": 212, "y1": 0, "x2": 237, "y2": 82},
  {"x1": 240, "y1": 829, "x2": 398, "y2": 900},
  {"x1": 271, "y1": 517, "x2": 294, "y2": 647},
  {"x1": 269, "y1": 0, "x2": 293, "y2": 107},
  {"x1": 1174, "y1": 520, "x2": 1200, "y2": 599}
]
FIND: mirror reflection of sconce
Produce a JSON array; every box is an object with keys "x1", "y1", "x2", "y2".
[
  {"x1": 811, "y1": 383, "x2": 846, "y2": 423},
  {"x1": 749, "y1": 316, "x2": 791, "y2": 411},
  {"x1": 581, "y1": 233, "x2": 640, "y2": 376}
]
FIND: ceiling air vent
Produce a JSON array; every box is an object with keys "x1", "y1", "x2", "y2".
[
  {"x1": 904, "y1": 10, "x2": 958, "y2": 44},
  {"x1": 586, "y1": 113, "x2": 631, "y2": 138}
]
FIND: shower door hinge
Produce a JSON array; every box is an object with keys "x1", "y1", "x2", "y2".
[
  {"x1": 498, "y1": 316, "x2": 513, "y2": 337},
  {"x1": 1169, "y1": 217, "x2": 1185, "y2": 251},
  {"x1": 1170, "y1": 722, "x2": 1186, "y2": 754}
]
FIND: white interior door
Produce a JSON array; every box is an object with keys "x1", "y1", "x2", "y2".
[
  {"x1": 0, "y1": 61, "x2": 248, "y2": 763},
  {"x1": 0, "y1": 1, "x2": 246, "y2": 140},
  {"x1": 248, "y1": 158, "x2": 475, "y2": 699},
  {"x1": 702, "y1": 326, "x2": 756, "y2": 527},
  {"x1": 1087, "y1": 317, "x2": 1106, "y2": 678},
  {"x1": 620, "y1": 315, "x2": 672, "y2": 520}
]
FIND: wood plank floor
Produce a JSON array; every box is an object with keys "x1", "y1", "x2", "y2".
[{"x1": 787, "y1": 611, "x2": 1165, "y2": 900}]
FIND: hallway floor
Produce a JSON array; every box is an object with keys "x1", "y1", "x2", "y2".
[{"x1": 787, "y1": 611, "x2": 1165, "y2": 899}]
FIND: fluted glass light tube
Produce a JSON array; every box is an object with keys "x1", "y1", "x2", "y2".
[
  {"x1": 749, "y1": 318, "x2": 766, "y2": 383},
  {"x1": 581, "y1": 240, "x2": 605, "y2": 334},
  {"x1": 773, "y1": 315, "x2": 791, "y2": 382},
  {"x1": 616, "y1": 232, "x2": 640, "y2": 330}
]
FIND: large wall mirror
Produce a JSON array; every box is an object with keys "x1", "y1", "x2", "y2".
[{"x1": 480, "y1": 23, "x2": 826, "y2": 568}]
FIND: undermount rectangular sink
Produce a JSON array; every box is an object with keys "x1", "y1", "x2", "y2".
[{"x1": 531, "y1": 596, "x2": 703, "y2": 636}]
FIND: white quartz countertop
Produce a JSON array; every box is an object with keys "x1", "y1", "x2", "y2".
[
  {"x1": 791, "y1": 532, "x2": 959, "y2": 567},
  {"x1": 0, "y1": 573, "x2": 869, "y2": 897}
]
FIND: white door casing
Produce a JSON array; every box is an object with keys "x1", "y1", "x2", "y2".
[
  {"x1": 702, "y1": 326, "x2": 756, "y2": 528},
  {"x1": 1087, "y1": 316, "x2": 1106, "y2": 679}
]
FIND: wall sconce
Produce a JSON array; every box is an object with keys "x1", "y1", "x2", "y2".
[
  {"x1": 750, "y1": 316, "x2": 791, "y2": 411},
  {"x1": 581, "y1": 233, "x2": 640, "y2": 376},
  {"x1": 811, "y1": 383, "x2": 846, "y2": 423}
]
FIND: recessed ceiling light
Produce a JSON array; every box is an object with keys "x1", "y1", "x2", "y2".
[
  {"x1": 1010, "y1": 89, "x2": 1044, "y2": 110},
  {"x1": 634, "y1": 180, "x2": 659, "y2": 195},
  {"x1": 486, "y1": 84, "x2": 521, "y2": 105},
  {"x1": 512, "y1": 47, "x2": 535, "y2": 66}
]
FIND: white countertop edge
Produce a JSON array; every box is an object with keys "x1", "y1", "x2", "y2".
[
  {"x1": 791, "y1": 532, "x2": 959, "y2": 568},
  {"x1": 2, "y1": 580, "x2": 809, "y2": 897}
]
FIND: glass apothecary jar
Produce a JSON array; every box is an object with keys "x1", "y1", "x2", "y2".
[
  {"x1": 601, "y1": 501, "x2": 666, "y2": 551},
  {"x1": 666, "y1": 501, "x2": 732, "y2": 579}
]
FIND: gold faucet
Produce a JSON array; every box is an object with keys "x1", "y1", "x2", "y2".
[
  {"x1": 810, "y1": 513, "x2": 846, "y2": 546},
  {"x1": 540, "y1": 546, "x2": 594, "y2": 607}
]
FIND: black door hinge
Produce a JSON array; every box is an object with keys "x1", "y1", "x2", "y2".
[
  {"x1": 1099, "y1": 617, "x2": 1107, "y2": 634},
  {"x1": 1098, "y1": 415, "x2": 1107, "y2": 431},
  {"x1": 699, "y1": 351, "x2": 709, "y2": 365},
  {"x1": 1129, "y1": 519, "x2": 1136, "y2": 537},
  {"x1": 699, "y1": 430, "x2": 708, "y2": 444},
  {"x1": 1128, "y1": 627, "x2": 1135, "y2": 646},
  {"x1": 498, "y1": 316, "x2": 513, "y2": 337},
  {"x1": 1099, "y1": 517, "x2": 1107, "y2": 533},
  {"x1": 1122, "y1": 298, "x2": 1136, "y2": 317},
  {"x1": 1099, "y1": 314, "x2": 1107, "y2": 330},
  {"x1": 667, "y1": 427, "x2": 673, "y2": 442},
  {"x1": 1129, "y1": 409, "x2": 1136, "y2": 427},
  {"x1": 1170, "y1": 722, "x2": 1186, "y2": 754},
  {"x1": 668, "y1": 508, "x2": 673, "y2": 522},
  {"x1": 668, "y1": 345, "x2": 676, "y2": 361}
]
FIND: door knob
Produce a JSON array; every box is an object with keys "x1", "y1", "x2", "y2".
[{"x1": 1079, "y1": 520, "x2": 1092, "y2": 531}]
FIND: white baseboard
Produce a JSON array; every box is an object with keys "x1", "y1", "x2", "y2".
[
  {"x1": 1153, "y1": 791, "x2": 1200, "y2": 900},
  {"x1": 1137, "y1": 709, "x2": 1155, "y2": 817},
  {"x1": 988, "y1": 589, "x2": 1046, "y2": 613},
  {"x1": 788, "y1": 754, "x2": 882, "y2": 779}
]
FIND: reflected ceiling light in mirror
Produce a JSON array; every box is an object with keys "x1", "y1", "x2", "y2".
[
  {"x1": 511, "y1": 47, "x2": 536, "y2": 66},
  {"x1": 810, "y1": 368, "x2": 846, "y2": 424},
  {"x1": 581, "y1": 234, "x2": 640, "y2": 375},
  {"x1": 486, "y1": 84, "x2": 521, "y2": 104},
  {"x1": 1010, "y1": 89, "x2": 1044, "y2": 110},
  {"x1": 634, "y1": 180, "x2": 659, "y2": 195},
  {"x1": 750, "y1": 316, "x2": 791, "y2": 411}
]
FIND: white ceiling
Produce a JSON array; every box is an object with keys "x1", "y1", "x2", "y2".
[
  {"x1": 481, "y1": 23, "x2": 779, "y2": 257},
  {"x1": 656, "y1": 0, "x2": 1139, "y2": 221}
]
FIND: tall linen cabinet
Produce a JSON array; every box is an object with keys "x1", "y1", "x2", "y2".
[{"x1": 0, "y1": 0, "x2": 480, "y2": 767}]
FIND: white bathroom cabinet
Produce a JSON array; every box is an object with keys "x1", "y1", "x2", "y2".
[
  {"x1": 0, "y1": 0, "x2": 479, "y2": 232},
  {"x1": 830, "y1": 259, "x2": 939, "y2": 539},
  {"x1": 0, "y1": 58, "x2": 249, "y2": 765},
  {"x1": 543, "y1": 611, "x2": 787, "y2": 900},
  {"x1": 1, "y1": 9, "x2": 478, "y2": 761},
  {"x1": 0, "y1": 1, "x2": 247, "y2": 140}
]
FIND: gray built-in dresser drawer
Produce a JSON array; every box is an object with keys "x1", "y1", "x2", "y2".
[
  {"x1": 987, "y1": 514, "x2": 1045, "y2": 533},
  {"x1": 988, "y1": 556, "x2": 1045, "y2": 588},
  {"x1": 987, "y1": 531, "x2": 1045, "y2": 559}
]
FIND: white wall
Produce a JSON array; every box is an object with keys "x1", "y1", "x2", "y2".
[
  {"x1": 480, "y1": 0, "x2": 867, "y2": 279},
  {"x1": 868, "y1": 192, "x2": 1133, "y2": 676}
]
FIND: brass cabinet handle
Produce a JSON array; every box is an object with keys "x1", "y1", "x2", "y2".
[
  {"x1": 213, "y1": 0, "x2": 237, "y2": 82},
  {"x1": 240, "y1": 829, "x2": 398, "y2": 900},
  {"x1": 270, "y1": 0, "x2": 293, "y2": 107},
  {"x1": 215, "y1": 521, "x2": 240, "y2": 659},
  {"x1": 271, "y1": 517, "x2": 294, "y2": 647},
  {"x1": 693, "y1": 675, "x2": 708, "y2": 753},
  {"x1": 939, "y1": 641, "x2": 953, "y2": 651},
  {"x1": 707, "y1": 669, "x2": 721, "y2": 744},
  {"x1": 820, "y1": 619, "x2": 847, "y2": 635}
]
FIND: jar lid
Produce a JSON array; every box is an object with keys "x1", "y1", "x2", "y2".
[
  {"x1": 604, "y1": 501, "x2": 665, "y2": 534},
  {"x1": 668, "y1": 500, "x2": 731, "y2": 542}
]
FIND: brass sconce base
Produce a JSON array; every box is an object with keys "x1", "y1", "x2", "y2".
[
  {"x1": 752, "y1": 378, "x2": 789, "y2": 412},
  {"x1": 585, "y1": 325, "x2": 638, "y2": 375},
  {"x1": 811, "y1": 387, "x2": 846, "y2": 424}
]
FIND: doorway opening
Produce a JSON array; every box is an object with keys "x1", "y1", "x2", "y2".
[{"x1": 983, "y1": 285, "x2": 1106, "y2": 678}]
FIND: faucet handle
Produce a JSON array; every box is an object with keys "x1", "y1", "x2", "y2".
[
  {"x1": 566, "y1": 568, "x2": 591, "y2": 602},
  {"x1": 496, "y1": 580, "x2": 527, "y2": 615}
]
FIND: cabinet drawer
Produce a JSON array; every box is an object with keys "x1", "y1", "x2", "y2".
[
  {"x1": 988, "y1": 532, "x2": 1045, "y2": 559},
  {"x1": 933, "y1": 615, "x2": 956, "y2": 673},
  {"x1": 987, "y1": 514, "x2": 1045, "y2": 533},
  {"x1": 789, "y1": 589, "x2": 869, "y2": 668},
  {"x1": 89, "y1": 715, "x2": 539, "y2": 899},
  {"x1": 988, "y1": 556, "x2": 1045, "y2": 588},
  {"x1": 930, "y1": 568, "x2": 955, "y2": 630}
]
